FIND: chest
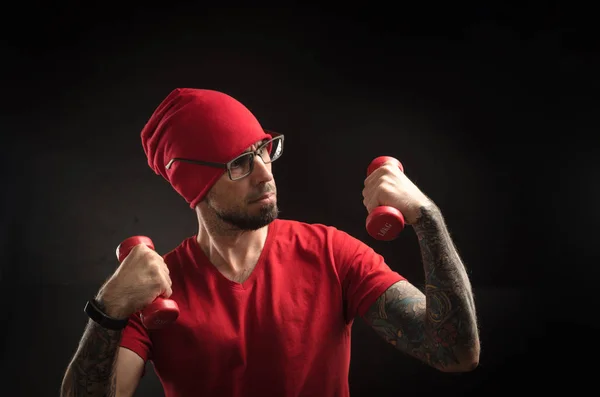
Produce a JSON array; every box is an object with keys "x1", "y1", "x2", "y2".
[{"x1": 149, "y1": 256, "x2": 347, "y2": 371}]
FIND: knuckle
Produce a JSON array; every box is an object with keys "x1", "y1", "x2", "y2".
[
  {"x1": 383, "y1": 163, "x2": 397, "y2": 172},
  {"x1": 143, "y1": 259, "x2": 163, "y2": 279},
  {"x1": 381, "y1": 173, "x2": 394, "y2": 184},
  {"x1": 135, "y1": 244, "x2": 151, "y2": 254},
  {"x1": 125, "y1": 245, "x2": 143, "y2": 259},
  {"x1": 152, "y1": 261, "x2": 164, "y2": 274},
  {"x1": 139, "y1": 249, "x2": 156, "y2": 262}
]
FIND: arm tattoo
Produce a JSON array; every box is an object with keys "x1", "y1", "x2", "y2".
[
  {"x1": 363, "y1": 205, "x2": 480, "y2": 371},
  {"x1": 60, "y1": 319, "x2": 122, "y2": 397}
]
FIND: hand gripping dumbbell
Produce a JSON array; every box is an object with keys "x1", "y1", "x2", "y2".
[
  {"x1": 365, "y1": 156, "x2": 406, "y2": 241},
  {"x1": 116, "y1": 236, "x2": 180, "y2": 329}
]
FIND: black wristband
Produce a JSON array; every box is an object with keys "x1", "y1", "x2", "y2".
[{"x1": 84, "y1": 299, "x2": 129, "y2": 330}]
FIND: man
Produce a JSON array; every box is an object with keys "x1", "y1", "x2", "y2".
[{"x1": 60, "y1": 88, "x2": 480, "y2": 397}]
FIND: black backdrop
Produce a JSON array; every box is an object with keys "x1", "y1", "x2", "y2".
[{"x1": 1, "y1": 3, "x2": 598, "y2": 396}]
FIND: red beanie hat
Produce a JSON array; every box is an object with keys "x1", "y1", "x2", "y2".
[{"x1": 140, "y1": 88, "x2": 272, "y2": 209}]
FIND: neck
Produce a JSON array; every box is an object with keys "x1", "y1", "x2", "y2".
[{"x1": 196, "y1": 212, "x2": 270, "y2": 277}]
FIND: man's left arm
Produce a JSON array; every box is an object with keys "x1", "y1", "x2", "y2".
[{"x1": 362, "y1": 204, "x2": 480, "y2": 372}]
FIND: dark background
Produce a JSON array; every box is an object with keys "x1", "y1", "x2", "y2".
[{"x1": 1, "y1": 2, "x2": 598, "y2": 396}]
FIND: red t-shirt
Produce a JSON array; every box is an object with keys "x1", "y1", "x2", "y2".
[{"x1": 120, "y1": 218, "x2": 405, "y2": 397}]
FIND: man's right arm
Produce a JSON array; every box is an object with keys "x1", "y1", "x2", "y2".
[
  {"x1": 61, "y1": 243, "x2": 170, "y2": 396},
  {"x1": 60, "y1": 319, "x2": 144, "y2": 397}
]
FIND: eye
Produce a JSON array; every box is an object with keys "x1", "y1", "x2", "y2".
[
  {"x1": 231, "y1": 154, "x2": 252, "y2": 169},
  {"x1": 230, "y1": 157, "x2": 244, "y2": 169}
]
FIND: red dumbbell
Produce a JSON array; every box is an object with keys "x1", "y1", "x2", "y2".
[
  {"x1": 365, "y1": 156, "x2": 406, "y2": 241},
  {"x1": 116, "y1": 236, "x2": 180, "y2": 329}
]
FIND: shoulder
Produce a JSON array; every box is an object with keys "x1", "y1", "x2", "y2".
[
  {"x1": 271, "y1": 218, "x2": 367, "y2": 255},
  {"x1": 160, "y1": 236, "x2": 198, "y2": 268},
  {"x1": 272, "y1": 218, "x2": 354, "y2": 241}
]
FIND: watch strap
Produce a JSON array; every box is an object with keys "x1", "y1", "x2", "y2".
[{"x1": 84, "y1": 299, "x2": 129, "y2": 330}]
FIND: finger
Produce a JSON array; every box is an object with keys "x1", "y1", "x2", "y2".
[
  {"x1": 364, "y1": 169, "x2": 380, "y2": 187},
  {"x1": 121, "y1": 243, "x2": 146, "y2": 264},
  {"x1": 364, "y1": 166, "x2": 384, "y2": 186},
  {"x1": 362, "y1": 182, "x2": 381, "y2": 213},
  {"x1": 362, "y1": 185, "x2": 370, "y2": 201},
  {"x1": 365, "y1": 162, "x2": 399, "y2": 185},
  {"x1": 364, "y1": 173, "x2": 388, "y2": 193},
  {"x1": 133, "y1": 243, "x2": 153, "y2": 256},
  {"x1": 362, "y1": 188, "x2": 373, "y2": 212},
  {"x1": 367, "y1": 199, "x2": 378, "y2": 214},
  {"x1": 159, "y1": 259, "x2": 170, "y2": 275},
  {"x1": 156, "y1": 261, "x2": 172, "y2": 286},
  {"x1": 381, "y1": 161, "x2": 403, "y2": 176},
  {"x1": 363, "y1": 195, "x2": 378, "y2": 214},
  {"x1": 130, "y1": 244, "x2": 159, "y2": 268},
  {"x1": 160, "y1": 273, "x2": 173, "y2": 298}
]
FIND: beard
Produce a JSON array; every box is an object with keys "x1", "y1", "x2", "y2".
[
  {"x1": 206, "y1": 198, "x2": 279, "y2": 231},
  {"x1": 218, "y1": 202, "x2": 278, "y2": 230}
]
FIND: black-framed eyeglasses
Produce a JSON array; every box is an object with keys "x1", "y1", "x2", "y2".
[{"x1": 165, "y1": 132, "x2": 284, "y2": 181}]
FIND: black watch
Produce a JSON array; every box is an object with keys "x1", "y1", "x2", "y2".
[{"x1": 84, "y1": 299, "x2": 129, "y2": 330}]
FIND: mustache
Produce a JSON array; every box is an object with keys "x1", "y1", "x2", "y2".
[{"x1": 247, "y1": 184, "x2": 276, "y2": 202}]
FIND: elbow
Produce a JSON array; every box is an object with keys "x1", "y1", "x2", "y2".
[
  {"x1": 60, "y1": 369, "x2": 74, "y2": 397},
  {"x1": 437, "y1": 344, "x2": 480, "y2": 373},
  {"x1": 437, "y1": 357, "x2": 479, "y2": 373}
]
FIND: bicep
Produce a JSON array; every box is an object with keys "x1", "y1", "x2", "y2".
[
  {"x1": 361, "y1": 280, "x2": 432, "y2": 362},
  {"x1": 115, "y1": 347, "x2": 145, "y2": 397}
]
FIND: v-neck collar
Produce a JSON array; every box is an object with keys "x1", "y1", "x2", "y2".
[{"x1": 189, "y1": 219, "x2": 279, "y2": 291}]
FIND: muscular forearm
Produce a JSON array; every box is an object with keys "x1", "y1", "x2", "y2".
[
  {"x1": 60, "y1": 319, "x2": 122, "y2": 397},
  {"x1": 413, "y1": 204, "x2": 480, "y2": 369}
]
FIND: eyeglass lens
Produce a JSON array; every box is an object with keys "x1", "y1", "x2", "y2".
[{"x1": 229, "y1": 136, "x2": 283, "y2": 179}]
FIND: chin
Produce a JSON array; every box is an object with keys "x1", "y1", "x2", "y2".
[{"x1": 219, "y1": 203, "x2": 279, "y2": 231}]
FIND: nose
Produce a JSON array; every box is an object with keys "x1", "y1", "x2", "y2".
[{"x1": 251, "y1": 155, "x2": 273, "y2": 182}]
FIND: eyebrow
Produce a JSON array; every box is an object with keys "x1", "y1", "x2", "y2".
[{"x1": 243, "y1": 138, "x2": 269, "y2": 153}]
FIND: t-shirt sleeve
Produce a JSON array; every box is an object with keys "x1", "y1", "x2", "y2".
[
  {"x1": 331, "y1": 228, "x2": 405, "y2": 321},
  {"x1": 120, "y1": 311, "x2": 153, "y2": 363}
]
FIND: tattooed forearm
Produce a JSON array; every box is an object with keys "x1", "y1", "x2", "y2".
[
  {"x1": 414, "y1": 205, "x2": 479, "y2": 362},
  {"x1": 363, "y1": 204, "x2": 480, "y2": 372},
  {"x1": 60, "y1": 320, "x2": 122, "y2": 397}
]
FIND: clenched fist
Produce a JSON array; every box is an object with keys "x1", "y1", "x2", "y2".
[
  {"x1": 96, "y1": 244, "x2": 173, "y2": 319},
  {"x1": 362, "y1": 160, "x2": 433, "y2": 224}
]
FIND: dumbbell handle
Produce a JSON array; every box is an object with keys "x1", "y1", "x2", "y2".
[
  {"x1": 116, "y1": 236, "x2": 180, "y2": 329},
  {"x1": 365, "y1": 156, "x2": 406, "y2": 241}
]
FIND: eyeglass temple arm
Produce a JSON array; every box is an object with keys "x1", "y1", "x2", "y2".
[{"x1": 165, "y1": 158, "x2": 227, "y2": 170}]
